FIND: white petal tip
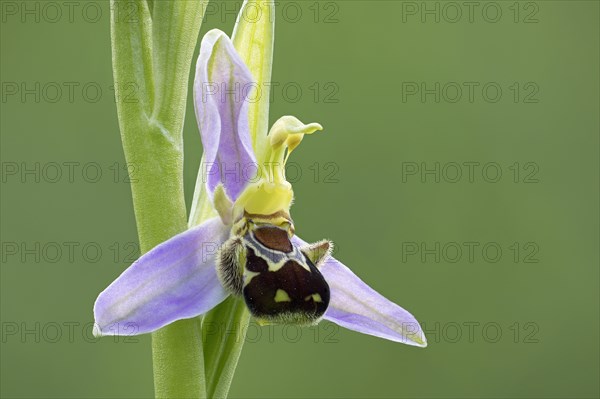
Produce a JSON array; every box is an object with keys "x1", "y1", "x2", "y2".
[
  {"x1": 92, "y1": 323, "x2": 103, "y2": 338},
  {"x1": 413, "y1": 336, "x2": 428, "y2": 348},
  {"x1": 405, "y1": 328, "x2": 428, "y2": 347}
]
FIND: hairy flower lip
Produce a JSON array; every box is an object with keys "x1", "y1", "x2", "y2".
[{"x1": 93, "y1": 29, "x2": 427, "y2": 347}]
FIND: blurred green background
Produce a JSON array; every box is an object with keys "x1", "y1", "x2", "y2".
[{"x1": 1, "y1": 1, "x2": 598, "y2": 398}]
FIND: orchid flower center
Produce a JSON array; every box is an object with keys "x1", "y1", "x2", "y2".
[
  {"x1": 232, "y1": 116, "x2": 323, "y2": 222},
  {"x1": 213, "y1": 117, "x2": 330, "y2": 326}
]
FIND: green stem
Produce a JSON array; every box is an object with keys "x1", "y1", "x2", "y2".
[
  {"x1": 110, "y1": 1, "x2": 207, "y2": 397},
  {"x1": 152, "y1": 318, "x2": 206, "y2": 399}
]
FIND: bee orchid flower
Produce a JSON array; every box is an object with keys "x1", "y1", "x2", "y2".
[{"x1": 94, "y1": 29, "x2": 427, "y2": 347}]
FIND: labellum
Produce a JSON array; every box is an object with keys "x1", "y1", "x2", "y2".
[{"x1": 218, "y1": 216, "x2": 332, "y2": 325}]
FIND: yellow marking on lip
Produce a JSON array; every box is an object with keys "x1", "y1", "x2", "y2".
[
  {"x1": 274, "y1": 289, "x2": 292, "y2": 302},
  {"x1": 267, "y1": 259, "x2": 310, "y2": 273},
  {"x1": 244, "y1": 270, "x2": 261, "y2": 286},
  {"x1": 304, "y1": 294, "x2": 322, "y2": 302}
]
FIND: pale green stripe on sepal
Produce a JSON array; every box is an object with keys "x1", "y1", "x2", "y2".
[
  {"x1": 189, "y1": 175, "x2": 218, "y2": 228},
  {"x1": 110, "y1": 1, "x2": 208, "y2": 398},
  {"x1": 232, "y1": 0, "x2": 275, "y2": 161}
]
